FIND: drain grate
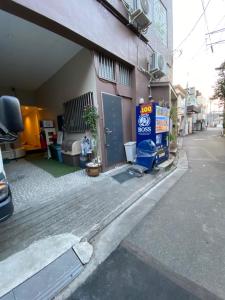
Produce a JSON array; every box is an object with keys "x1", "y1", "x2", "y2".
[
  {"x1": 1, "y1": 249, "x2": 83, "y2": 300},
  {"x1": 112, "y1": 171, "x2": 137, "y2": 184}
]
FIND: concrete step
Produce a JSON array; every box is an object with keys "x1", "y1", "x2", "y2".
[
  {"x1": 158, "y1": 157, "x2": 175, "y2": 170},
  {"x1": 170, "y1": 147, "x2": 178, "y2": 156}
]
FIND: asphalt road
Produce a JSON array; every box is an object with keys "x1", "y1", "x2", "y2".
[{"x1": 69, "y1": 129, "x2": 225, "y2": 300}]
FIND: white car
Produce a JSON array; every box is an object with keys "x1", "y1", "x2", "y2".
[
  {"x1": 0, "y1": 95, "x2": 23, "y2": 222},
  {"x1": 0, "y1": 148, "x2": 13, "y2": 222}
]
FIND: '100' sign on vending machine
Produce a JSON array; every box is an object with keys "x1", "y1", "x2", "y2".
[{"x1": 136, "y1": 102, "x2": 170, "y2": 165}]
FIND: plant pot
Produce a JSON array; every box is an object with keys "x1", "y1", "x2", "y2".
[{"x1": 86, "y1": 162, "x2": 101, "y2": 177}]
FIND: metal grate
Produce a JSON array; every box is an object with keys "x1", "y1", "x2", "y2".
[
  {"x1": 64, "y1": 92, "x2": 94, "y2": 133},
  {"x1": 119, "y1": 64, "x2": 132, "y2": 86},
  {"x1": 99, "y1": 53, "x2": 115, "y2": 81}
]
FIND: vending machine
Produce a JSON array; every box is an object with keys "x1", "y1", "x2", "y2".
[{"x1": 136, "y1": 102, "x2": 169, "y2": 170}]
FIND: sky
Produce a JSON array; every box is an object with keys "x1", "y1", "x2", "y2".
[{"x1": 173, "y1": 0, "x2": 225, "y2": 99}]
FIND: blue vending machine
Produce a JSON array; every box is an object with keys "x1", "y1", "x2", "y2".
[{"x1": 136, "y1": 102, "x2": 169, "y2": 171}]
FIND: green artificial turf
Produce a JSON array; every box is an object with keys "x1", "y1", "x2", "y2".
[{"x1": 26, "y1": 153, "x2": 81, "y2": 178}]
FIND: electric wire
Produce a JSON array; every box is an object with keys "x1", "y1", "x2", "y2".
[
  {"x1": 206, "y1": 27, "x2": 225, "y2": 35},
  {"x1": 187, "y1": 14, "x2": 225, "y2": 61},
  {"x1": 173, "y1": 0, "x2": 213, "y2": 52},
  {"x1": 207, "y1": 39, "x2": 225, "y2": 45},
  {"x1": 201, "y1": 0, "x2": 214, "y2": 52}
]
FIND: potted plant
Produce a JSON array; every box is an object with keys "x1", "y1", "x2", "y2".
[{"x1": 83, "y1": 106, "x2": 101, "y2": 176}]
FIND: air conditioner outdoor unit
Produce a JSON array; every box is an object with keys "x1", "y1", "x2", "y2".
[
  {"x1": 149, "y1": 52, "x2": 167, "y2": 78},
  {"x1": 126, "y1": 0, "x2": 152, "y2": 31}
]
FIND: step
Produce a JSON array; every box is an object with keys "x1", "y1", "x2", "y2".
[{"x1": 158, "y1": 157, "x2": 175, "y2": 170}]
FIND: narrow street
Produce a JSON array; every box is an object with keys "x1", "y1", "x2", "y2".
[{"x1": 70, "y1": 129, "x2": 225, "y2": 300}]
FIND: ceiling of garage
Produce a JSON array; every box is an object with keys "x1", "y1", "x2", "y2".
[{"x1": 0, "y1": 10, "x2": 82, "y2": 91}]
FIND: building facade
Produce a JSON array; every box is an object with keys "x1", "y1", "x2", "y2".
[
  {"x1": 0, "y1": 0, "x2": 174, "y2": 170},
  {"x1": 175, "y1": 85, "x2": 186, "y2": 135}
]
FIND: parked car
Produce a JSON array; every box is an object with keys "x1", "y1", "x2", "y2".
[
  {"x1": 0, "y1": 170, "x2": 14, "y2": 222},
  {"x1": 0, "y1": 95, "x2": 23, "y2": 222}
]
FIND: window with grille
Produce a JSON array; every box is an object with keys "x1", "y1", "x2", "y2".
[
  {"x1": 98, "y1": 53, "x2": 115, "y2": 81},
  {"x1": 152, "y1": 0, "x2": 168, "y2": 46},
  {"x1": 119, "y1": 64, "x2": 132, "y2": 86},
  {"x1": 64, "y1": 92, "x2": 94, "y2": 133}
]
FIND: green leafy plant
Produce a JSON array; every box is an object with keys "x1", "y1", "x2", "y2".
[
  {"x1": 213, "y1": 61, "x2": 225, "y2": 131},
  {"x1": 169, "y1": 133, "x2": 176, "y2": 142},
  {"x1": 83, "y1": 106, "x2": 99, "y2": 137},
  {"x1": 83, "y1": 106, "x2": 99, "y2": 162},
  {"x1": 170, "y1": 106, "x2": 178, "y2": 142}
]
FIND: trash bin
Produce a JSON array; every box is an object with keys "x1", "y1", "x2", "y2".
[
  {"x1": 124, "y1": 141, "x2": 136, "y2": 162},
  {"x1": 136, "y1": 139, "x2": 157, "y2": 170},
  {"x1": 79, "y1": 154, "x2": 88, "y2": 169},
  {"x1": 49, "y1": 144, "x2": 63, "y2": 162}
]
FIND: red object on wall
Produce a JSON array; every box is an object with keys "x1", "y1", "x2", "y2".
[{"x1": 40, "y1": 130, "x2": 47, "y2": 149}]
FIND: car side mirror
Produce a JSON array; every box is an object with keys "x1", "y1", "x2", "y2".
[{"x1": 0, "y1": 96, "x2": 23, "y2": 133}]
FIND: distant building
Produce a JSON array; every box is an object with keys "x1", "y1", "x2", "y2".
[
  {"x1": 175, "y1": 85, "x2": 208, "y2": 135},
  {"x1": 208, "y1": 99, "x2": 224, "y2": 127},
  {"x1": 175, "y1": 85, "x2": 185, "y2": 135}
]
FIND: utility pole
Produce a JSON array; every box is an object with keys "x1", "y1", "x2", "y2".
[
  {"x1": 209, "y1": 98, "x2": 212, "y2": 127},
  {"x1": 182, "y1": 82, "x2": 189, "y2": 136}
]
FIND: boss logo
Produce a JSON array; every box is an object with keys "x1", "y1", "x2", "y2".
[
  {"x1": 138, "y1": 127, "x2": 151, "y2": 133},
  {"x1": 138, "y1": 115, "x2": 151, "y2": 127}
]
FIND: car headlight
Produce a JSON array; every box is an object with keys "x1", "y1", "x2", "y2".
[{"x1": 0, "y1": 179, "x2": 9, "y2": 202}]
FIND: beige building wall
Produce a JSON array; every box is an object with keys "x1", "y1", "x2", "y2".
[{"x1": 35, "y1": 48, "x2": 97, "y2": 126}]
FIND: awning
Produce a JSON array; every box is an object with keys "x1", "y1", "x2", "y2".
[
  {"x1": 150, "y1": 81, "x2": 178, "y2": 104},
  {"x1": 187, "y1": 105, "x2": 201, "y2": 113}
]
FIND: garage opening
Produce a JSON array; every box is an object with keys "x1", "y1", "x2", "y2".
[{"x1": 0, "y1": 9, "x2": 99, "y2": 214}]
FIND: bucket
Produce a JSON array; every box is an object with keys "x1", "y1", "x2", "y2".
[
  {"x1": 124, "y1": 141, "x2": 136, "y2": 162},
  {"x1": 79, "y1": 155, "x2": 88, "y2": 169}
]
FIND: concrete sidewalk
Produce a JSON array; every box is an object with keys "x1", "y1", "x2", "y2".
[
  {"x1": 0, "y1": 161, "x2": 177, "y2": 298},
  {"x1": 0, "y1": 165, "x2": 176, "y2": 260}
]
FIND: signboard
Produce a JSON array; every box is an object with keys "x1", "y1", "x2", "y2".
[
  {"x1": 156, "y1": 106, "x2": 169, "y2": 133},
  {"x1": 137, "y1": 104, "x2": 152, "y2": 136},
  {"x1": 136, "y1": 102, "x2": 169, "y2": 166},
  {"x1": 140, "y1": 104, "x2": 152, "y2": 115}
]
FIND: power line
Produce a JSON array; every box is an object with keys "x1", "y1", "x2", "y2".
[
  {"x1": 206, "y1": 27, "x2": 225, "y2": 35},
  {"x1": 207, "y1": 39, "x2": 225, "y2": 45},
  {"x1": 201, "y1": 0, "x2": 214, "y2": 52},
  {"x1": 174, "y1": 0, "x2": 213, "y2": 51},
  {"x1": 190, "y1": 14, "x2": 225, "y2": 60}
]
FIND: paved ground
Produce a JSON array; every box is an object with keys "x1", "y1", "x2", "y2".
[
  {"x1": 0, "y1": 164, "x2": 172, "y2": 261},
  {"x1": 4, "y1": 159, "x2": 104, "y2": 213},
  {"x1": 70, "y1": 129, "x2": 225, "y2": 300},
  {"x1": 70, "y1": 243, "x2": 202, "y2": 300},
  {"x1": 0, "y1": 157, "x2": 176, "y2": 298}
]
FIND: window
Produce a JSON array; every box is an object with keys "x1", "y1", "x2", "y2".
[
  {"x1": 99, "y1": 53, "x2": 115, "y2": 81},
  {"x1": 152, "y1": 0, "x2": 168, "y2": 46},
  {"x1": 119, "y1": 64, "x2": 132, "y2": 86},
  {"x1": 64, "y1": 92, "x2": 94, "y2": 133}
]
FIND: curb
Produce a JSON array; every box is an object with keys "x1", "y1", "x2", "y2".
[
  {"x1": 56, "y1": 149, "x2": 189, "y2": 299},
  {"x1": 81, "y1": 138, "x2": 187, "y2": 242},
  {"x1": 81, "y1": 165, "x2": 177, "y2": 242}
]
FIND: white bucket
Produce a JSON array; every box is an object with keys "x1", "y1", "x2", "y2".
[{"x1": 124, "y1": 141, "x2": 136, "y2": 162}]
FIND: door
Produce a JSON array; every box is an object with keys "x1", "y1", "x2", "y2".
[{"x1": 102, "y1": 93, "x2": 125, "y2": 167}]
